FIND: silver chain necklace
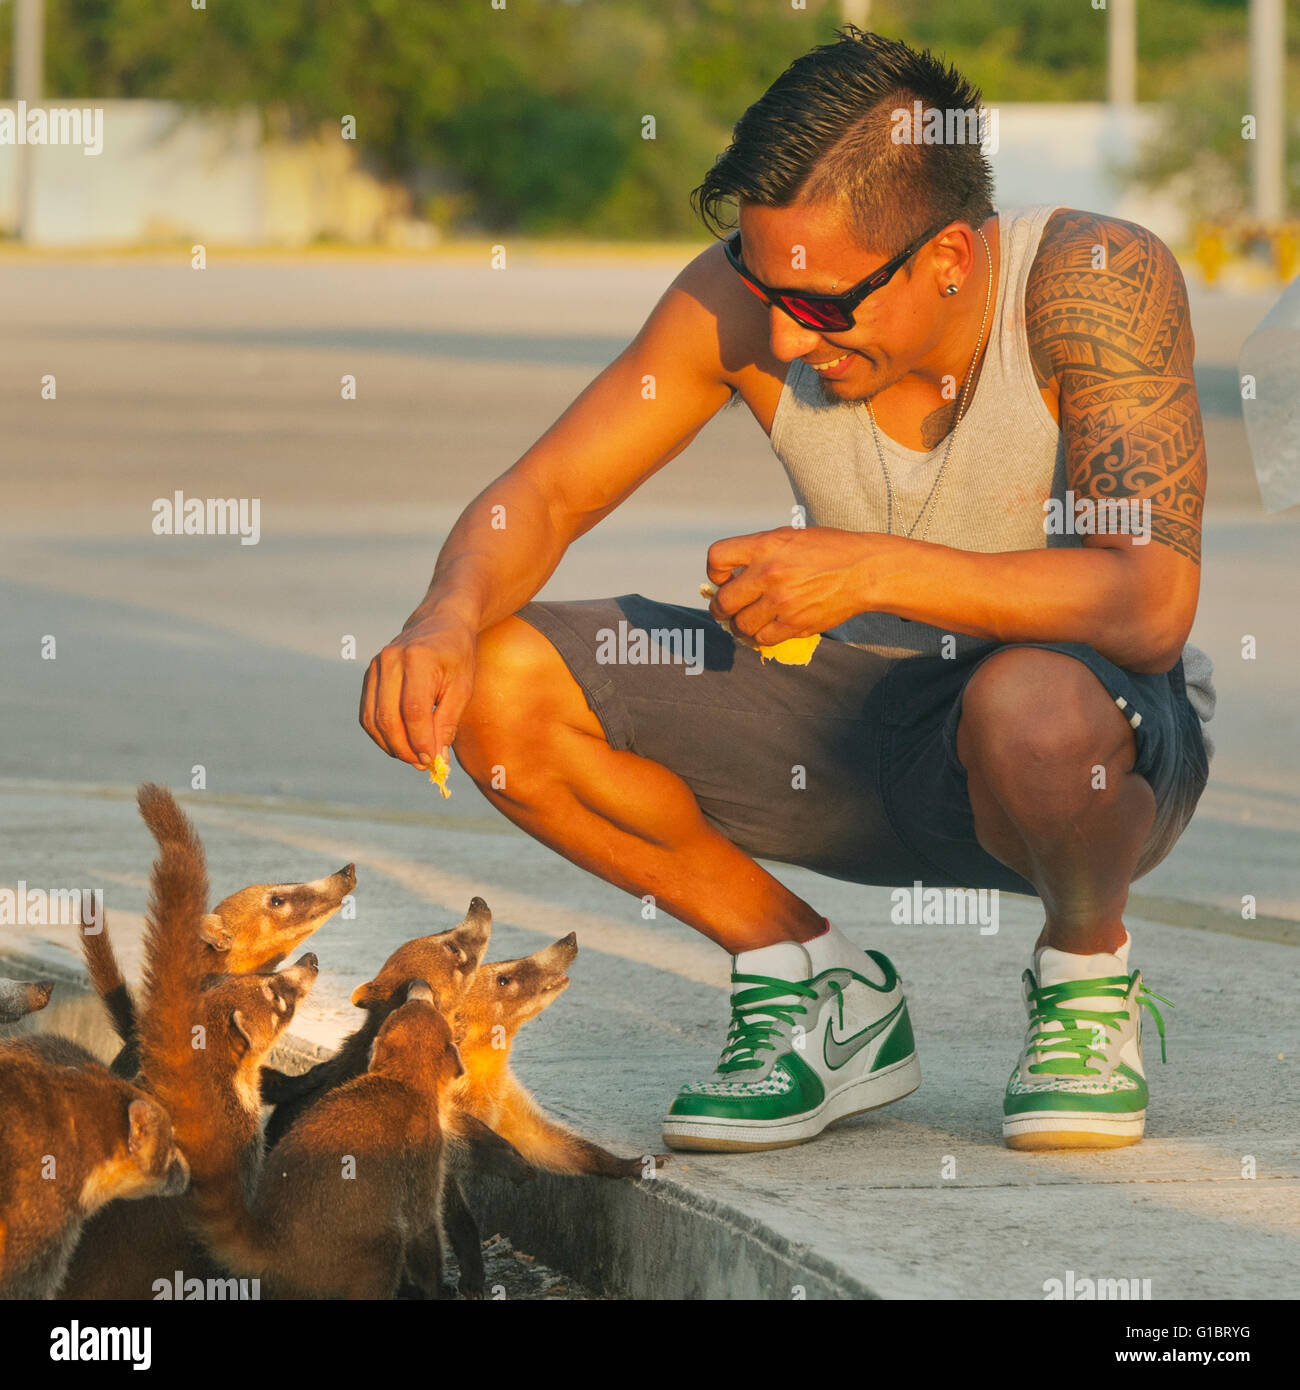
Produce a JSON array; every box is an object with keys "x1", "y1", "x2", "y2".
[{"x1": 863, "y1": 226, "x2": 993, "y2": 541}]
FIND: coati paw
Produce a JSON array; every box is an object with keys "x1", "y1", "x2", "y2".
[{"x1": 457, "y1": 1278, "x2": 486, "y2": 1300}]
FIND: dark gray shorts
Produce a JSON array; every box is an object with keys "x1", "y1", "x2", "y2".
[{"x1": 516, "y1": 594, "x2": 1210, "y2": 895}]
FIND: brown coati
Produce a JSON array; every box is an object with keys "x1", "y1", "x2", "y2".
[
  {"x1": 448, "y1": 934, "x2": 664, "y2": 1179},
  {"x1": 0, "y1": 977, "x2": 55, "y2": 1025},
  {"x1": 57, "y1": 784, "x2": 319, "y2": 1300},
  {"x1": 0, "y1": 1035, "x2": 189, "y2": 1298},
  {"x1": 83, "y1": 785, "x2": 354, "y2": 1080},
  {"x1": 263, "y1": 932, "x2": 660, "y2": 1295},
  {"x1": 198, "y1": 981, "x2": 464, "y2": 1300},
  {"x1": 56, "y1": 957, "x2": 320, "y2": 1301},
  {"x1": 259, "y1": 898, "x2": 506, "y2": 1298},
  {"x1": 260, "y1": 896, "x2": 494, "y2": 1145}
]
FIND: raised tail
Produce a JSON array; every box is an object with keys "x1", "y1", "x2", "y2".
[
  {"x1": 80, "y1": 914, "x2": 143, "y2": 1078},
  {"x1": 80, "y1": 914, "x2": 136, "y2": 1043},
  {"x1": 136, "y1": 781, "x2": 206, "y2": 859},
  {"x1": 135, "y1": 784, "x2": 212, "y2": 1096}
]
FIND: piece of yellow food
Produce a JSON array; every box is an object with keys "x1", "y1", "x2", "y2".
[
  {"x1": 425, "y1": 753, "x2": 451, "y2": 799},
  {"x1": 699, "y1": 582, "x2": 821, "y2": 666}
]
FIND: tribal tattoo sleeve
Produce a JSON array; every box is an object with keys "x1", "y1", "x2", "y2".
[{"x1": 1025, "y1": 209, "x2": 1206, "y2": 565}]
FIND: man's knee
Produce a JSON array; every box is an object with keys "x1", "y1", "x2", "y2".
[
  {"x1": 957, "y1": 647, "x2": 1135, "y2": 788},
  {"x1": 457, "y1": 616, "x2": 600, "y2": 780}
]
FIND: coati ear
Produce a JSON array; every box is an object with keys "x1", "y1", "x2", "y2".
[
  {"x1": 447, "y1": 1040, "x2": 465, "y2": 1079},
  {"x1": 351, "y1": 979, "x2": 380, "y2": 1009},
  {"x1": 127, "y1": 1098, "x2": 164, "y2": 1158},
  {"x1": 199, "y1": 914, "x2": 232, "y2": 952},
  {"x1": 229, "y1": 1009, "x2": 255, "y2": 1055},
  {"x1": 405, "y1": 980, "x2": 434, "y2": 1004}
]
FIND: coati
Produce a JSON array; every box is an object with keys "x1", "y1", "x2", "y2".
[
  {"x1": 447, "y1": 933, "x2": 663, "y2": 1179},
  {"x1": 262, "y1": 932, "x2": 660, "y2": 1295},
  {"x1": 200, "y1": 981, "x2": 464, "y2": 1300},
  {"x1": 83, "y1": 784, "x2": 354, "y2": 1079},
  {"x1": 260, "y1": 895, "x2": 493, "y2": 1145},
  {"x1": 57, "y1": 955, "x2": 322, "y2": 1301},
  {"x1": 259, "y1": 897, "x2": 509, "y2": 1298},
  {"x1": 0, "y1": 1035, "x2": 189, "y2": 1299},
  {"x1": 268, "y1": 930, "x2": 661, "y2": 1177},
  {"x1": 135, "y1": 781, "x2": 355, "y2": 974},
  {"x1": 0, "y1": 977, "x2": 55, "y2": 1025},
  {"x1": 58, "y1": 784, "x2": 320, "y2": 1300}
]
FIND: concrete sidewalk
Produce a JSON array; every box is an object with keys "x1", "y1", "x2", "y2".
[{"x1": 3, "y1": 779, "x2": 1297, "y2": 1299}]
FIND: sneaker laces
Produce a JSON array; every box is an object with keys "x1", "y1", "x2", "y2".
[
  {"x1": 717, "y1": 972, "x2": 818, "y2": 1074},
  {"x1": 1024, "y1": 972, "x2": 1173, "y2": 1076}
]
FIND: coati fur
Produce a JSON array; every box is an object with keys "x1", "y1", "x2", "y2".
[
  {"x1": 263, "y1": 931, "x2": 660, "y2": 1295},
  {"x1": 57, "y1": 957, "x2": 319, "y2": 1301},
  {"x1": 259, "y1": 898, "x2": 506, "y2": 1298},
  {"x1": 0, "y1": 977, "x2": 55, "y2": 1025},
  {"x1": 270, "y1": 930, "x2": 658, "y2": 1175},
  {"x1": 261, "y1": 896, "x2": 493, "y2": 1145},
  {"x1": 58, "y1": 784, "x2": 319, "y2": 1300},
  {"x1": 0, "y1": 1035, "x2": 189, "y2": 1298},
  {"x1": 82, "y1": 785, "x2": 353, "y2": 1080},
  {"x1": 447, "y1": 933, "x2": 662, "y2": 1179},
  {"x1": 198, "y1": 981, "x2": 464, "y2": 1299}
]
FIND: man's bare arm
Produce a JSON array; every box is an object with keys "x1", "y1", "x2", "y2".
[
  {"x1": 1028, "y1": 209, "x2": 1206, "y2": 567},
  {"x1": 884, "y1": 213, "x2": 1205, "y2": 668},
  {"x1": 361, "y1": 245, "x2": 738, "y2": 766},
  {"x1": 711, "y1": 213, "x2": 1206, "y2": 674}
]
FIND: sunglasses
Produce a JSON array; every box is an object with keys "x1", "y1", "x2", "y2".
[{"x1": 724, "y1": 219, "x2": 950, "y2": 332}]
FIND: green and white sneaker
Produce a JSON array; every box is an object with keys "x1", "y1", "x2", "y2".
[
  {"x1": 662, "y1": 926, "x2": 920, "y2": 1152},
  {"x1": 1003, "y1": 937, "x2": 1172, "y2": 1151}
]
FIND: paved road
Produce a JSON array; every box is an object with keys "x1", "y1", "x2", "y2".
[{"x1": 1, "y1": 255, "x2": 1296, "y2": 1297}]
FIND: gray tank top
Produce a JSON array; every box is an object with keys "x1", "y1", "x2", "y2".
[{"x1": 768, "y1": 202, "x2": 1215, "y2": 748}]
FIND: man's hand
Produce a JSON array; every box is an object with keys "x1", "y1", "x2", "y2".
[
  {"x1": 360, "y1": 610, "x2": 478, "y2": 769},
  {"x1": 705, "y1": 526, "x2": 895, "y2": 645}
]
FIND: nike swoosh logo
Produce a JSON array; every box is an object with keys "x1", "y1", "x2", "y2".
[{"x1": 823, "y1": 998, "x2": 905, "y2": 1070}]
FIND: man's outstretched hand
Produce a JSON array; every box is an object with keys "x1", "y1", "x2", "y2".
[
  {"x1": 360, "y1": 611, "x2": 478, "y2": 769},
  {"x1": 705, "y1": 526, "x2": 890, "y2": 645}
]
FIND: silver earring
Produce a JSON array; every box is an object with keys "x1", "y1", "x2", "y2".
[{"x1": 945, "y1": 284, "x2": 959, "y2": 296}]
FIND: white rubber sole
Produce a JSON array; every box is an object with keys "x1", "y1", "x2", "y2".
[
  {"x1": 661, "y1": 1053, "x2": 921, "y2": 1153},
  {"x1": 1003, "y1": 1109, "x2": 1146, "y2": 1150}
]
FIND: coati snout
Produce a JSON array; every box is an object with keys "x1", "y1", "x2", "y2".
[
  {"x1": 463, "y1": 932, "x2": 578, "y2": 1035},
  {"x1": 202, "y1": 864, "x2": 356, "y2": 973},
  {"x1": 0, "y1": 976, "x2": 56, "y2": 1024},
  {"x1": 350, "y1": 897, "x2": 493, "y2": 1014}
]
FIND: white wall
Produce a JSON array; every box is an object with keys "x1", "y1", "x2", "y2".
[
  {"x1": 0, "y1": 99, "x2": 1187, "y2": 248},
  {"x1": 987, "y1": 103, "x2": 1186, "y2": 243}
]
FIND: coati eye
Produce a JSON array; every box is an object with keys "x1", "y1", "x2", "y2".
[
  {"x1": 496, "y1": 974, "x2": 510, "y2": 988},
  {"x1": 447, "y1": 944, "x2": 461, "y2": 958},
  {"x1": 270, "y1": 894, "x2": 285, "y2": 908}
]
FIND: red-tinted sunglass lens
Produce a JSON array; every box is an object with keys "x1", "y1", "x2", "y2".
[{"x1": 784, "y1": 297, "x2": 852, "y2": 332}]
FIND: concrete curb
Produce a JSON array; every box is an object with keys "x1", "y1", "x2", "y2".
[
  {"x1": 460, "y1": 1168, "x2": 879, "y2": 1300},
  {"x1": 0, "y1": 950, "x2": 874, "y2": 1301}
]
